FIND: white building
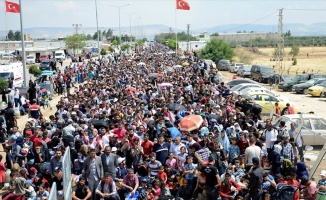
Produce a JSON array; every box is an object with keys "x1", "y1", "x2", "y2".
[{"x1": 178, "y1": 41, "x2": 207, "y2": 51}]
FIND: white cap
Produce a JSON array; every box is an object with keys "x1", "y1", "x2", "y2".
[
  {"x1": 111, "y1": 147, "x2": 117, "y2": 152},
  {"x1": 118, "y1": 157, "x2": 125, "y2": 164},
  {"x1": 320, "y1": 170, "x2": 326, "y2": 176}
]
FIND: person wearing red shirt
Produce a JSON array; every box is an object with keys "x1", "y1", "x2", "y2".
[
  {"x1": 236, "y1": 131, "x2": 249, "y2": 155},
  {"x1": 219, "y1": 172, "x2": 241, "y2": 199},
  {"x1": 31, "y1": 131, "x2": 43, "y2": 151},
  {"x1": 286, "y1": 103, "x2": 295, "y2": 114},
  {"x1": 141, "y1": 133, "x2": 153, "y2": 156},
  {"x1": 111, "y1": 123, "x2": 127, "y2": 142}
]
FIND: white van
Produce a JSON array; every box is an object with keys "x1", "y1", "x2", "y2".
[
  {"x1": 0, "y1": 62, "x2": 24, "y2": 88},
  {"x1": 55, "y1": 50, "x2": 65, "y2": 61}
]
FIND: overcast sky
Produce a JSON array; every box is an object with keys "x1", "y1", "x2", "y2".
[{"x1": 1, "y1": 0, "x2": 326, "y2": 32}]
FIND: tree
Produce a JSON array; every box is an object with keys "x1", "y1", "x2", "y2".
[
  {"x1": 106, "y1": 29, "x2": 114, "y2": 38},
  {"x1": 211, "y1": 32, "x2": 219, "y2": 36},
  {"x1": 199, "y1": 39, "x2": 235, "y2": 64},
  {"x1": 100, "y1": 48, "x2": 107, "y2": 55},
  {"x1": 0, "y1": 79, "x2": 9, "y2": 90},
  {"x1": 28, "y1": 65, "x2": 42, "y2": 77},
  {"x1": 121, "y1": 44, "x2": 130, "y2": 52},
  {"x1": 14, "y1": 31, "x2": 21, "y2": 41},
  {"x1": 86, "y1": 34, "x2": 93, "y2": 40},
  {"x1": 289, "y1": 45, "x2": 299, "y2": 59},
  {"x1": 7, "y1": 30, "x2": 14, "y2": 41},
  {"x1": 65, "y1": 34, "x2": 86, "y2": 54},
  {"x1": 272, "y1": 48, "x2": 285, "y2": 60}
]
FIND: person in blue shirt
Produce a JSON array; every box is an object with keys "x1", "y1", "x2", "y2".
[{"x1": 153, "y1": 134, "x2": 170, "y2": 164}]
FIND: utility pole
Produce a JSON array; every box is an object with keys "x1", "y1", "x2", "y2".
[
  {"x1": 186, "y1": 24, "x2": 190, "y2": 52},
  {"x1": 276, "y1": 8, "x2": 284, "y2": 84},
  {"x1": 72, "y1": 24, "x2": 82, "y2": 34},
  {"x1": 169, "y1": 27, "x2": 173, "y2": 33}
]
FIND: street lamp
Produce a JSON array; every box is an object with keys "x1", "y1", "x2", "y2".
[
  {"x1": 122, "y1": 12, "x2": 137, "y2": 43},
  {"x1": 107, "y1": 3, "x2": 131, "y2": 53},
  {"x1": 95, "y1": 0, "x2": 100, "y2": 56}
]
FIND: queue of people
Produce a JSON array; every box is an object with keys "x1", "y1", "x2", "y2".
[{"x1": 0, "y1": 42, "x2": 325, "y2": 200}]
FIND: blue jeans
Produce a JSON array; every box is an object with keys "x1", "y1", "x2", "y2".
[{"x1": 14, "y1": 98, "x2": 21, "y2": 108}]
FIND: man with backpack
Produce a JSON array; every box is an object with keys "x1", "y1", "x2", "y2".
[{"x1": 261, "y1": 123, "x2": 278, "y2": 160}]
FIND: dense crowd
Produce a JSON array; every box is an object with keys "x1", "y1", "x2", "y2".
[{"x1": 1, "y1": 43, "x2": 326, "y2": 200}]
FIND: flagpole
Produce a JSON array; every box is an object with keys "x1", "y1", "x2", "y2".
[
  {"x1": 19, "y1": 0, "x2": 27, "y2": 87},
  {"x1": 175, "y1": 8, "x2": 178, "y2": 54}
]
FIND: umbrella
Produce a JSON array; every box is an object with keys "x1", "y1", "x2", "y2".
[
  {"x1": 179, "y1": 114, "x2": 204, "y2": 132},
  {"x1": 182, "y1": 62, "x2": 190, "y2": 67},
  {"x1": 173, "y1": 65, "x2": 183, "y2": 69},
  {"x1": 167, "y1": 127, "x2": 182, "y2": 140},
  {"x1": 159, "y1": 83, "x2": 173, "y2": 88},
  {"x1": 125, "y1": 87, "x2": 137, "y2": 92},
  {"x1": 41, "y1": 70, "x2": 55, "y2": 76},
  {"x1": 167, "y1": 103, "x2": 186, "y2": 111}
]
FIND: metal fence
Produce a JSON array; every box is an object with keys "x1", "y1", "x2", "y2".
[
  {"x1": 63, "y1": 147, "x2": 72, "y2": 200},
  {"x1": 48, "y1": 182, "x2": 57, "y2": 200}
]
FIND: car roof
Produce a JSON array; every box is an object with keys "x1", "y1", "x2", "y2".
[{"x1": 276, "y1": 114, "x2": 323, "y2": 120}]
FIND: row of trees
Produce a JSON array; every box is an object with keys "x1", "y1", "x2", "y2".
[
  {"x1": 154, "y1": 32, "x2": 197, "y2": 44},
  {"x1": 6, "y1": 30, "x2": 22, "y2": 41}
]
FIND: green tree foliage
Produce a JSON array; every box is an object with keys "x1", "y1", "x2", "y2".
[
  {"x1": 86, "y1": 34, "x2": 93, "y2": 40},
  {"x1": 211, "y1": 32, "x2": 219, "y2": 36},
  {"x1": 7, "y1": 30, "x2": 14, "y2": 41},
  {"x1": 109, "y1": 47, "x2": 115, "y2": 53},
  {"x1": 285, "y1": 30, "x2": 291, "y2": 37},
  {"x1": 111, "y1": 36, "x2": 120, "y2": 45},
  {"x1": 93, "y1": 31, "x2": 100, "y2": 40},
  {"x1": 14, "y1": 31, "x2": 21, "y2": 41},
  {"x1": 65, "y1": 34, "x2": 86, "y2": 54},
  {"x1": 28, "y1": 65, "x2": 42, "y2": 77},
  {"x1": 100, "y1": 48, "x2": 107, "y2": 55},
  {"x1": 167, "y1": 39, "x2": 177, "y2": 50},
  {"x1": 0, "y1": 79, "x2": 9, "y2": 90},
  {"x1": 199, "y1": 39, "x2": 235, "y2": 63},
  {"x1": 106, "y1": 29, "x2": 114, "y2": 38},
  {"x1": 121, "y1": 44, "x2": 130, "y2": 52},
  {"x1": 272, "y1": 48, "x2": 285, "y2": 60},
  {"x1": 154, "y1": 32, "x2": 197, "y2": 43},
  {"x1": 289, "y1": 45, "x2": 300, "y2": 58}
]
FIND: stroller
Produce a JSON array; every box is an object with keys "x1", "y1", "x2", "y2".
[
  {"x1": 38, "y1": 88, "x2": 52, "y2": 109},
  {"x1": 273, "y1": 183, "x2": 297, "y2": 200}
]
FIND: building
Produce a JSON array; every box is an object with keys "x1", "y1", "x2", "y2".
[
  {"x1": 178, "y1": 41, "x2": 207, "y2": 51},
  {"x1": 211, "y1": 32, "x2": 279, "y2": 43},
  {"x1": 193, "y1": 32, "x2": 210, "y2": 42}
]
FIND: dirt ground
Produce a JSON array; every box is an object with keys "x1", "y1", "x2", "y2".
[{"x1": 234, "y1": 46, "x2": 326, "y2": 75}]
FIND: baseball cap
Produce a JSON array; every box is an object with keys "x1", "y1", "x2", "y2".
[
  {"x1": 118, "y1": 157, "x2": 125, "y2": 164},
  {"x1": 111, "y1": 147, "x2": 117, "y2": 152},
  {"x1": 67, "y1": 119, "x2": 73, "y2": 124},
  {"x1": 26, "y1": 180, "x2": 33, "y2": 185},
  {"x1": 54, "y1": 166, "x2": 62, "y2": 171},
  {"x1": 320, "y1": 170, "x2": 326, "y2": 177}
]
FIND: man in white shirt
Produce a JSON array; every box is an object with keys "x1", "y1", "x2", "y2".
[
  {"x1": 170, "y1": 136, "x2": 187, "y2": 156},
  {"x1": 244, "y1": 137, "x2": 262, "y2": 172},
  {"x1": 288, "y1": 123, "x2": 304, "y2": 161},
  {"x1": 262, "y1": 123, "x2": 278, "y2": 151},
  {"x1": 14, "y1": 88, "x2": 21, "y2": 108}
]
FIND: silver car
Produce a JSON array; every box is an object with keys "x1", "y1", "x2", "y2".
[
  {"x1": 229, "y1": 63, "x2": 244, "y2": 73},
  {"x1": 237, "y1": 65, "x2": 252, "y2": 77},
  {"x1": 217, "y1": 59, "x2": 230, "y2": 71},
  {"x1": 272, "y1": 114, "x2": 326, "y2": 146}
]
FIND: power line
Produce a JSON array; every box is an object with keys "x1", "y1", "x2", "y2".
[
  {"x1": 222, "y1": 11, "x2": 278, "y2": 33},
  {"x1": 284, "y1": 8, "x2": 326, "y2": 11}
]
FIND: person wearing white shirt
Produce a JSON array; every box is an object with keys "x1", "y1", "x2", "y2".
[
  {"x1": 262, "y1": 124, "x2": 278, "y2": 150},
  {"x1": 288, "y1": 123, "x2": 304, "y2": 161},
  {"x1": 170, "y1": 136, "x2": 187, "y2": 156}
]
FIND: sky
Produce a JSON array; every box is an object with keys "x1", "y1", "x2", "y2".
[{"x1": 1, "y1": 0, "x2": 326, "y2": 33}]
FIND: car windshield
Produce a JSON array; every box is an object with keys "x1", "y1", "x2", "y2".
[
  {"x1": 317, "y1": 81, "x2": 326, "y2": 87},
  {"x1": 27, "y1": 56, "x2": 33, "y2": 59},
  {"x1": 0, "y1": 73, "x2": 10, "y2": 79},
  {"x1": 55, "y1": 53, "x2": 62, "y2": 56},
  {"x1": 306, "y1": 79, "x2": 317, "y2": 84},
  {"x1": 236, "y1": 63, "x2": 244, "y2": 66},
  {"x1": 221, "y1": 60, "x2": 230, "y2": 64},
  {"x1": 243, "y1": 66, "x2": 251, "y2": 71},
  {"x1": 42, "y1": 61, "x2": 50, "y2": 64},
  {"x1": 40, "y1": 55, "x2": 47, "y2": 58},
  {"x1": 260, "y1": 68, "x2": 274, "y2": 73}
]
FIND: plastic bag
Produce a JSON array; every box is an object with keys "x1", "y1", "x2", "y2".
[{"x1": 125, "y1": 191, "x2": 139, "y2": 200}]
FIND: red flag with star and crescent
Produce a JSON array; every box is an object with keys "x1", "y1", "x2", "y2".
[
  {"x1": 176, "y1": 0, "x2": 190, "y2": 10},
  {"x1": 5, "y1": 1, "x2": 20, "y2": 13}
]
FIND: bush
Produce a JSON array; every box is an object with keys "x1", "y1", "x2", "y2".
[
  {"x1": 29, "y1": 65, "x2": 42, "y2": 77},
  {"x1": 0, "y1": 79, "x2": 9, "y2": 90},
  {"x1": 100, "y1": 48, "x2": 107, "y2": 55},
  {"x1": 109, "y1": 47, "x2": 115, "y2": 53}
]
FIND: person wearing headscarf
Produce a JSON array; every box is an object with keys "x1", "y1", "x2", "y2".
[
  {"x1": 218, "y1": 130, "x2": 230, "y2": 157},
  {"x1": 271, "y1": 144, "x2": 282, "y2": 175},
  {"x1": 296, "y1": 161, "x2": 309, "y2": 180}
]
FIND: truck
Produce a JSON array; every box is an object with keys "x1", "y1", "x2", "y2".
[
  {"x1": 0, "y1": 62, "x2": 24, "y2": 88},
  {"x1": 54, "y1": 50, "x2": 65, "y2": 62}
]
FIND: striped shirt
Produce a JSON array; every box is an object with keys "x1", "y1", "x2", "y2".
[{"x1": 148, "y1": 160, "x2": 162, "y2": 177}]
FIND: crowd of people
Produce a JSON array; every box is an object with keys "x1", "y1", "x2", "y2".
[{"x1": 0, "y1": 42, "x2": 325, "y2": 200}]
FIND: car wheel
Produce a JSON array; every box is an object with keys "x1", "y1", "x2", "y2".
[{"x1": 304, "y1": 89, "x2": 308, "y2": 95}]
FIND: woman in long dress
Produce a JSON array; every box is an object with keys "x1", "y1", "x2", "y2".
[{"x1": 0, "y1": 154, "x2": 6, "y2": 188}]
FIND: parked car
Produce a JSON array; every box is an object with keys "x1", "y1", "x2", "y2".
[
  {"x1": 292, "y1": 78, "x2": 326, "y2": 94},
  {"x1": 268, "y1": 74, "x2": 293, "y2": 85},
  {"x1": 278, "y1": 74, "x2": 313, "y2": 91},
  {"x1": 1, "y1": 53, "x2": 14, "y2": 60},
  {"x1": 238, "y1": 87, "x2": 290, "y2": 103},
  {"x1": 26, "y1": 55, "x2": 35, "y2": 64},
  {"x1": 230, "y1": 83, "x2": 264, "y2": 93},
  {"x1": 251, "y1": 65, "x2": 275, "y2": 83},
  {"x1": 272, "y1": 114, "x2": 326, "y2": 145},
  {"x1": 307, "y1": 80, "x2": 326, "y2": 97},
  {"x1": 203, "y1": 59, "x2": 216, "y2": 69},
  {"x1": 242, "y1": 91, "x2": 296, "y2": 114},
  {"x1": 237, "y1": 65, "x2": 251, "y2": 77},
  {"x1": 217, "y1": 59, "x2": 230, "y2": 71},
  {"x1": 39, "y1": 60, "x2": 53, "y2": 71},
  {"x1": 226, "y1": 79, "x2": 261, "y2": 88},
  {"x1": 229, "y1": 63, "x2": 244, "y2": 73}
]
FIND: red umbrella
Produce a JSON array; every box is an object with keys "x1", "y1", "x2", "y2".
[
  {"x1": 179, "y1": 114, "x2": 204, "y2": 132},
  {"x1": 125, "y1": 87, "x2": 137, "y2": 92}
]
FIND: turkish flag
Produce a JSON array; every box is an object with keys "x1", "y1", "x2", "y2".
[
  {"x1": 176, "y1": 0, "x2": 190, "y2": 10},
  {"x1": 5, "y1": 1, "x2": 20, "y2": 13}
]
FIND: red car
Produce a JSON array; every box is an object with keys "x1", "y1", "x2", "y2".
[{"x1": 38, "y1": 54, "x2": 48, "y2": 63}]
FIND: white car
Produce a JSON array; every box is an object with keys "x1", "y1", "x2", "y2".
[
  {"x1": 1, "y1": 53, "x2": 14, "y2": 60},
  {"x1": 26, "y1": 55, "x2": 35, "y2": 64},
  {"x1": 230, "y1": 83, "x2": 263, "y2": 93},
  {"x1": 239, "y1": 87, "x2": 290, "y2": 103},
  {"x1": 229, "y1": 63, "x2": 244, "y2": 73},
  {"x1": 272, "y1": 114, "x2": 326, "y2": 146}
]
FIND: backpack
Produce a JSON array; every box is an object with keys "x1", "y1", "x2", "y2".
[{"x1": 273, "y1": 183, "x2": 297, "y2": 200}]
